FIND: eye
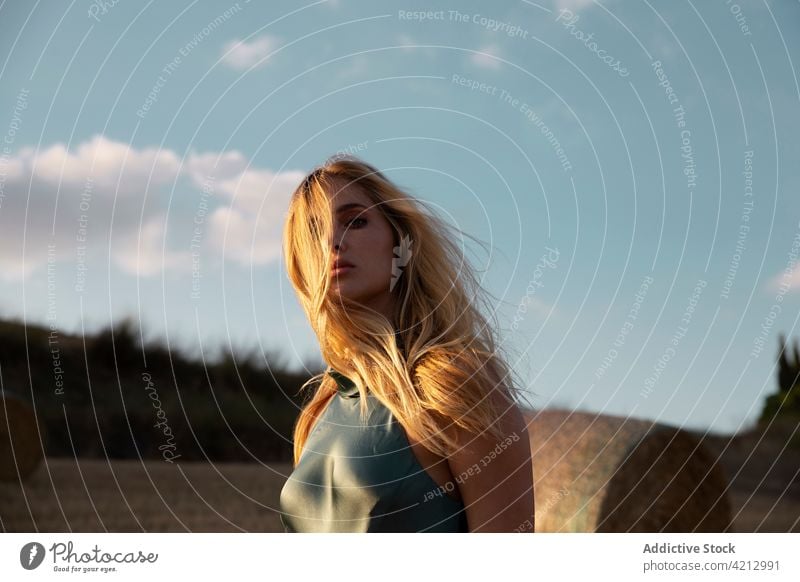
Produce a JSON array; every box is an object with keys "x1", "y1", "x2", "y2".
[{"x1": 345, "y1": 216, "x2": 367, "y2": 228}]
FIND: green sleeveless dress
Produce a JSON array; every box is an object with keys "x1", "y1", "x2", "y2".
[{"x1": 279, "y1": 370, "x2": 469, "y2": 532}]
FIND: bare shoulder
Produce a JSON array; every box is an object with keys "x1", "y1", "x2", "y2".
[{"x1": 446, "y1": 396, "x2": 535, "y2": 532}]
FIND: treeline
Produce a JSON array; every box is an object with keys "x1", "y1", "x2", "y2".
[
  {"x1": 0, "y1": 316, "x2": 321, "y2": 462},
  {"x1": 2, "y1": 314, "x2": 799, "y2": 463},
  {"x1": 758, "y1": 333, "x2": 800, "y2": 449}
]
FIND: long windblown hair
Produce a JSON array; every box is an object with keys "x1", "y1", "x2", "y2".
[{"x1": 283, "y1": 155, "x2": 531, "y2": 466}]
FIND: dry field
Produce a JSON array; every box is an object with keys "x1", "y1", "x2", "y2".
[
  {"x1": 698, "y1": 427, "x2": 800, "y2": 533},
  {"x1": 1, "y1": 458, "x2": 293, "y2": 532},
  {"x1": 1, "y1": 440, "x2": 797, "y2": 533}
]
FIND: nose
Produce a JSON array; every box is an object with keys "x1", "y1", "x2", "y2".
[{"x1": 333, "y1": 227, "x2": 346, "y2": 252}]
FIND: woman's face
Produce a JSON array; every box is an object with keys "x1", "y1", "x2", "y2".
[{"x1": 325, "y1": 178, "x2": 397, "y2": 322}]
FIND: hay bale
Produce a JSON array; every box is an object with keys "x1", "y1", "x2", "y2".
[
  {"x1": 527, "y1": 409, "x2": 731, "y2": 532},
  {"x1": 0, "y1": 391, "x2": 44, "y2": 482}
]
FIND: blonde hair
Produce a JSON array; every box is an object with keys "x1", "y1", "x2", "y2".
[{"x1": 282, "y1": 155, "x2": 531, "y2": 465}]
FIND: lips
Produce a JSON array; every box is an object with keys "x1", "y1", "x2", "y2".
[
  {"x1": 331, "y1": 259, "x2": 354, "y2": 271},
  {"x1": 331, "y1": 263, "x2": 354, "y2": 280}
]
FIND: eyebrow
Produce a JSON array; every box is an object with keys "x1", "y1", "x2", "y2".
[{"x1": 335, "y1": 202, "x2": 368, "y2": 215}]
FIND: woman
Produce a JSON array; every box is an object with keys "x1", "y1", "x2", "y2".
[{"x1": 279, "y1": 156, "x2": 534, "y2": 532}]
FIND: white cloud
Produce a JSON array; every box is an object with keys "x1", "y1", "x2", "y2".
[
  {"x1": 0, "y1": 134, "x2": 305, "y2": 281},
  {"x1": 221, "y1": 35, "x2": 279, "y2": 70},
  {"x1": 112, "y1": 213, "x2": 191, "y2": 277},
  {"x1": 553, "y1": 0, "x2": 595, "y2": 12},
  {"x1": 470, "y1": 45, "x2": 503, "y2": 70},
  {"x1": 396, "y1": 34, "x2": 418, "y2": 51},
  {"x1": 522, "y1": 295, "x2": 558, "y2": 318},
  {"x1": 768, "y1": 266, "x2": 800, "y2": 294},
  {"x1": 0, "y1": 255, "x2": 39, "y2": 282},
  {"x1": 183, "y1": 149, "x2": 249, "y2": 189},
  {"x1": 11, "y1": 134, "x2": 181, "y2": 196},
  {"x1": 0, "y1": 135, "x2": 182, "y2": 281},
  {"x1": 395, "y1": 34, "x2": 440, "y2": 63},
  {"x1": 334, "y1": 54, "x2": 371, "y2": 82},
  {"x1": 650, "y1": 31, "x2": 679, "y2": 61},
  {"x1": 209, "y1": 168, "x2": 305, "y2": 265}
]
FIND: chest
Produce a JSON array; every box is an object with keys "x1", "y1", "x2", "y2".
[{"x1": 279, "y1": 394, "x2": 468, "y2": 532}]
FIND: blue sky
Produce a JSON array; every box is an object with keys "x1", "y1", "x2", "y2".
[{"x1": 0, "y1": 0, "x2": 798, "y2": 434}]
